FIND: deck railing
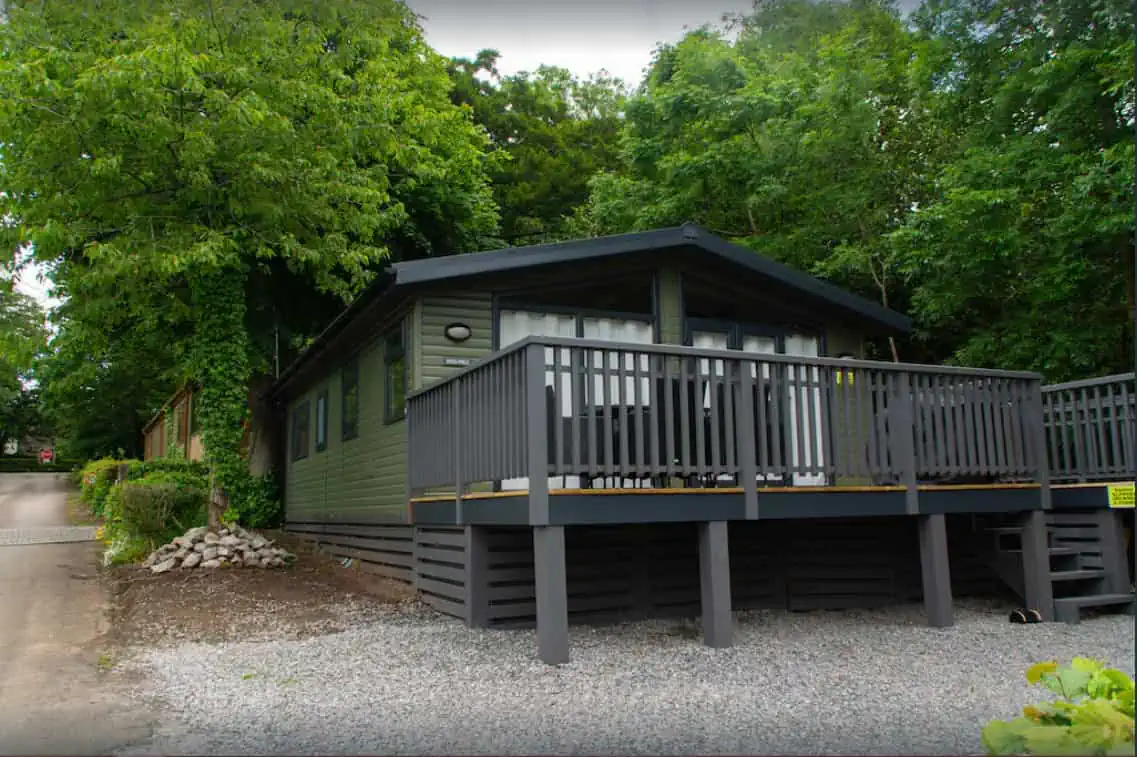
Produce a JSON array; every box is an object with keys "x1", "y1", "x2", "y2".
[
  {"x1": 407, "y1": 338, "x2": 1049, "y2": 512},
  {"x1": 1042, "y1": 373, "x2": 1136, "y2": 482}
]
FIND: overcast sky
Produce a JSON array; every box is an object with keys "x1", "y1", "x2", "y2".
[{"x1": 13, "y1": 0, "x2": 923, "y2": 311}]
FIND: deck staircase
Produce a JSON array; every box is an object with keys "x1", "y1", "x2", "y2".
[{"x1": 980, "y1": 512, "x2": 1135, "y2": 623}]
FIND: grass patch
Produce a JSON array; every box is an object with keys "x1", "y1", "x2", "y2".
[
  {"x1": 95, "y1": 652, "x2": 116, "y2": 672},
  {"x1": 67, "y1": 492, "x2": 102, "y2": 527}
]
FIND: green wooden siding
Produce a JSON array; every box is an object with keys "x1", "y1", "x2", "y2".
[
  {"x1": 415, "y1": 291, "x2": 495, "y2": 390},
  {"x1": 285, "y1": 316, "x2": 410, "y2": 524}
]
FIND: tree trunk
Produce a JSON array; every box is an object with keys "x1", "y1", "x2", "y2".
[{"x1": 208, "y1": 476, "x2": 227, "y2": 531}]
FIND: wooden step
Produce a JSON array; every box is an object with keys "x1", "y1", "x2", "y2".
[
  {"x1": 1054, "y1": 593, "x2": 1136, "y2": 624},
  {"x1": 1049, "y1": 569, "x2": 1104, "y2": 582}
]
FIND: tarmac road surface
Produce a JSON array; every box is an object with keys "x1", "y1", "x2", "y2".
[{"x1": 0, "y1": 473, "x2": 154, "y2": 755}]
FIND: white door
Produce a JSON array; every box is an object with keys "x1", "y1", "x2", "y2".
[
  {"x1": 497, "y1": 311, "x2": 654, "y2": 491},
  {"x1": 784, "y1": 334, "x2": 826, "y2": 486},
  {"x1": 740, "y1": 335, "x2": 783, "y2": 483},
  {"x1": 498, "y1": 311, "x2": 578, "y2": 490},
  {"x1": 581, "y1": 317, "x2": 655, "y2": 488}
]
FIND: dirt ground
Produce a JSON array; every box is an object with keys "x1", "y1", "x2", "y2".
[{"x1": 101, "y1": 530, "x2": 418, "y2": 648}]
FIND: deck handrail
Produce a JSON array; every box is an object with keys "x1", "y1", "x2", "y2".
[
  {"x1": 407, "y1": 338, "x2": 1050, "y2": 520},
  {"x1": 406, "y1": 336, "x2": 1042, "y2": 402},
  {"x1": 1041, "y1": 373, "x2": 1135, "y2": 483}
]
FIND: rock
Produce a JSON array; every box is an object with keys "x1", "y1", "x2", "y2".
[
  {"x1": 251, "y1": 536, "x2": 267, "y2": 549},
  {"x1": 220, "y1": 535, "x2": 240, "y2": 547},
  {"x1": 151, "y1": 557, "x2": 177, "y2": 574},
  {"x1": 158, "y1": 543, "x2": 176, "y2": 554},
  {"x1": 219, "y1": 528, "x2": 230, "y2": 537},
  {"x1": 181, "y1": 552, "x2": 202, "y2": 568},
  {"x1": 203, "y1": 532, "x2": 220, "y2": 544},
  {"x1": 142, "y1": 552, "x2": 159, "y2": 568},
  {"x1": 202, "y1": 546, "x2": 219, "y2": 561},
  {"x1": 231, "y1": 558, "x2": 243, "y2": 568},
  {"x1": 193, "y1": 542, "x2": 207, "y2": 553},
  {"x1": 172, "y1": 537, "x2": 188, "y2": 548},
  {"x1": 257, "y1": 548, "x2": 274, "y2": 559},
  {"x1": 217, "y1": 546, "x2": 232, "y2": 558},
  {"x1": 174, "y1": 548, "x2": 189, "y2": 560},
  {"x1": 185, "y1": 527, "x2": 208, "y2": 542},
  {"x1": 201, "y1": 559, "x2": 222, "y2": 569},
  {"x1": 269, "y1": 557, "x2": 285, "y2": 568}
]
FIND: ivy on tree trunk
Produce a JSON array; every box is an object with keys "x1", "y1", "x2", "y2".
[{"x1": 188, "y1": 268, "x2": 251, "y2": 531}]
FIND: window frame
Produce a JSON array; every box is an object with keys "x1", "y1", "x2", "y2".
[
  {"x1": 290, "y1": 400, "x2": 311, "y2": 462},
  {"x1": 315, "y1": 388, "x2": 329, "y2": 453},
  {"x1": 383, "y1": 319, "x2": 408, "y2": 425},
  {"x1": 341, "y1": 358, "x2": 360, "y2": 442}
]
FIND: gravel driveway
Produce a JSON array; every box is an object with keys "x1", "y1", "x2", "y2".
[{"x1": 119, "y1": 599, "x2": 1134, "y2": 756}]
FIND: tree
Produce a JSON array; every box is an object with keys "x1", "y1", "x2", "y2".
[
  {"x1": 891, "y1": 0, "x2": 1134, "y2": 380},
  {"x1": 578, "y1": 0, "x2": 929, "y2": 359},
  {"x1": 448, "y1": 51, "x2": 628, "y2": 245},
  {"x1": 0, "y1": 283, "x2": 49, "y2": 452},
  {"x1": 0, "y1": 0, "x2": 499, "y2": 524}
]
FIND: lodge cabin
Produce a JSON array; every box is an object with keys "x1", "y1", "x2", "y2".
[{"x1": 268, "y1": 224, "x2": 1135, "y2": 664}]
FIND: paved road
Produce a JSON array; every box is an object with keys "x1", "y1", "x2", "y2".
[{"x1": 0, "y1": 473, "x2": 153, "y2": 755}]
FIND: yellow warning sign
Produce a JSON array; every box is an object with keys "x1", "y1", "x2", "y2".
[{"x1": 1107, "y1": 482, "x2": 1135, "y2": 509}]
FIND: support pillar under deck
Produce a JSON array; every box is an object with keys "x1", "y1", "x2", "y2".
[
  {"x1": 1020, "y1": 510, "x2": 1055, "y2": 621},
  {"x1": 918, "y1": 513, "x2": 954, "y2": 628},
  {"x1": 533, "y1": 525, "x2": 570, "y2": 665},
  {"x1": 698, "y1": 521, "x2": 733, "y2": 648}
]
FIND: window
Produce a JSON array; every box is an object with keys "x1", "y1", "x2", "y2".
[
  {"x1": 384, "y1": 321, "x2": 407, "y2": 424},
  {"x1": 291, "y1": 401, "x2": 310, "y2": 462},
  {"x1": 341, "y1": 359, "x2": 360, "y2": 441},
  {"x1": 315, "y1": 389, "x2": 328, "y2": 452}
]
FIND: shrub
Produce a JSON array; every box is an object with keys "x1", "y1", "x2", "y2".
[
  {"x1": 98, "y1": 472, "x2": 209, "y2": 564},
  {"x1": 79, "y1": 458, "x2": 135, "y2": 516},
  {"x1": 224, "y1": 472, "x2": 282, "y2": 529},
  {"x1": 982, "y1": 658, "x2": 1135, "y2": 756}
]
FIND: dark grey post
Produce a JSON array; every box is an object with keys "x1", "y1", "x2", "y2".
[
  {"x1": 1096, "y1": 509, "x2": 1131, "y2": 595},
  {"x1": 917, "y1": 513, "x2": 954, "y2": 627},
  {"x1": 533, "y1": 525, "x2": 570, "y2": 665},
  {"x1": 453, "y1": 381, "x2": 465, "y2": 524},
  {"x1": 890, "y1": 373, "x2": 919, "y2": 514},
  {"x1": 525, "y1": 343, "x2": 550, "y2": 526},
  {"x1": 465, "y1": 525, "x2": 491, "y2": 628},
  {"x1": 1020, "y1": 510, "x2": 1055, "y2": 621},
  {"x1": 1029, "y1": 380, "x2": 1052, "y2": 510},
  {"x1": 736, "y1": 361, "x2": 759, "y2": 520},
  {"x1": 698, "y1": 521, "x2": 733, "y2": 648}
]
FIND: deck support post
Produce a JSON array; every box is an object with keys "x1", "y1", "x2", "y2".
[
  {"x1": 1021, "y1": 510, "x2": 1055, "y2": 621},
  {"x1": 917, "y1": 513, "x2": 954, "y2": 627},
  {"x1": 533, "y1": 525, "x2": 570, "y2": 665},
  {"x1": 698, "y1": 520, "x2": 733, "y2": 648},
  {"x1": 464, "y1": 525, "x2": 491, "y2": 628},
  {"x1": 1096, "y1": 509, "x2": 1131, "y2": 595}
]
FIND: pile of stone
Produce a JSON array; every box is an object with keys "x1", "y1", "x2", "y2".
[{"x1": 143, "y1": 525, "x2": 295, "y2": 573}]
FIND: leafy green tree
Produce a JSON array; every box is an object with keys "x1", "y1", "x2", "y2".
[
  {"x1": 0, "y1": 0, "x2": 498, "y2": 522},
  {"x1": 0, "y1": 283, "x2": 49, "y2": 452},
  {"x1": 448, "y1": 51, "x2": 627, "y2": 245},
  {"x1": 578, "y1": 0, "x2": 929, "y2": 360},
  {"x1": 891, "y1": 0, "x2": 1134, "y2": 380}
]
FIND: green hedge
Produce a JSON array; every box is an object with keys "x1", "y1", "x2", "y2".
[
  {"x1": 101, "y1": 472, "x2": 210, "y2": 565},
  {"x1": 0, "y1": 456, "x2": 84, "y2": 473}
]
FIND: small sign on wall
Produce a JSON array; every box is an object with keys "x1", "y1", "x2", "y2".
[
  {"x1": 443, "y1": 357, "x2": 472, "y2": 368},
  {"x1": 1107, "y1": 482, "x2": 1134, "y2": 509}
]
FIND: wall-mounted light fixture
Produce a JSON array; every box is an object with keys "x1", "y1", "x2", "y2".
[{"x1": 444, "y1": 322, "x2": 472, "y2": 343}]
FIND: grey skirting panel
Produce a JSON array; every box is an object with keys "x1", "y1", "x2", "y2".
[
  {"x1": 289, "y1": 517, "x2": 1015, "y2": 629},
  {"x1": 285, "y1": 522, "x2": 416, "y2": 583}
]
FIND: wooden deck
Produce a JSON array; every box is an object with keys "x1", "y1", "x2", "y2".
[{"x1": 409, "y1": 481, "x2": 1057, "y2": 526}]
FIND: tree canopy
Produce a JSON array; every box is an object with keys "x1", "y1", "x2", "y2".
[
  {"x1": 0, "y1": 0, "x2": 499, "y2": 465},
  {"x1": 0, "y1": 0, "x2": 1131, "y2": 467}
]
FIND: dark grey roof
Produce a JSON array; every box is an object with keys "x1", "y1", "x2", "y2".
[
  {"x1": 390, "y1": 224, "x2": 911, "y2": 332},
  {"x1": 272, "y1": 224, "x2": 911, "y2": 397}
]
